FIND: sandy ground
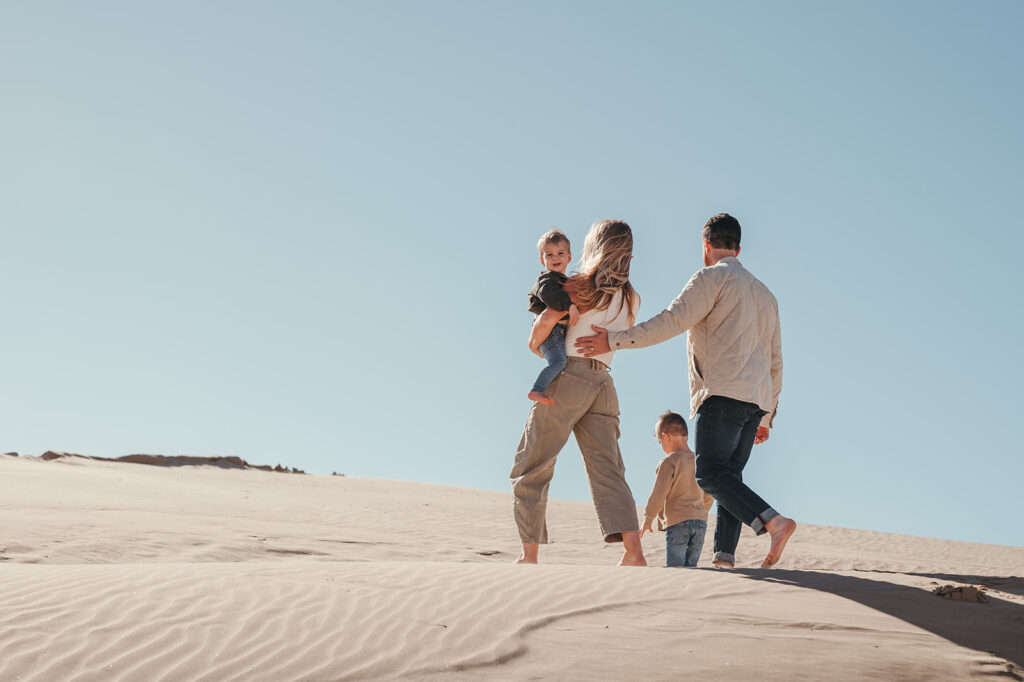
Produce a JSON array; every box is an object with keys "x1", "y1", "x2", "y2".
[{"x1": 2, "y1": 455, "x2": 1022, "y2": 681}]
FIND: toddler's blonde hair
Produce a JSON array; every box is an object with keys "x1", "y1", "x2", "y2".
[{"x1": 536, "y1": 228, "x2": 570, "y2": 255}]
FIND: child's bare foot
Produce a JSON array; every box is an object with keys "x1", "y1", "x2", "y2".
[
  {"x1": 761, "y1": 516, "x2": 797, "y2": 568},
  {"x1": 528, "y1": 392, "x2": 555, "y2": 405}
]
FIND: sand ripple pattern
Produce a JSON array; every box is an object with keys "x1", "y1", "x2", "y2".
[
  {"x1": 0, "y1": 561, "x2": 711, "y2": 681},
  {"x1": 3, "y1": 456, "x2": 1023, "y2": 680}
]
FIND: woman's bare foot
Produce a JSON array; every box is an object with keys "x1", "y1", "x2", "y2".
[
  {"x1": 618, "y1": 552, "x2": 647, "y2": 567},
  {"x1": 527, "y1": 392, "x2": 555, "y2": 405},
  {"x1": 617, "y1": 531, "x2": 648, "y2": 566},
  {"x1": 761, "y1": 516, "x2": 797, "y2": 568},
  {"x1": 515, "y1": 542, "x2": 539, "y2": 564}
]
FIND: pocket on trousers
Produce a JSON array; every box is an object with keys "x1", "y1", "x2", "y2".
[
  {"x1": 590, "y1": 376, "x2": 620, "y2": 417},
  {"x1": 545, "y1": 371, "x2": 590, "y2": 412},
  {"x1": 666, "y1": 524, "x2": 690, "y2": 545}
]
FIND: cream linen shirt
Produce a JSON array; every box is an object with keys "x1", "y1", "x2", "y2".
[{"x1": 607, "y1": 257, "x2": 782, "y2": 428}]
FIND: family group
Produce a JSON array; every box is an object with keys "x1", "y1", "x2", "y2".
[{"x1": 512, "y1": 216, "x2": 796, "y2": 569}]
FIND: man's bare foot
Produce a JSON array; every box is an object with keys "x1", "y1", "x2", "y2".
[
  {"x1": 761, "y1": 516, "x2": 797, "y2": 568},
  {"x1": 515, "y1": 543, "x2": 539, "y2": 564},
  {"x1": 617, "y1": 531, "x2": 648, "y2": 566},
  {"x1": 713, "y1": 560, "x2": 734, "y2": 569},
  {"x1": 527, "y1": 392, "x2": 555, "y2": 405}
]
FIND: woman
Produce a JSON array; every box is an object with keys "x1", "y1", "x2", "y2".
[{"x1": 511, "y1": 219, "x2": 646, "y2": 566}]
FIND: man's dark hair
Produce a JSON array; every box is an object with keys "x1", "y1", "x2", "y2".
[
  {"x1": 702, "y1": 213, "x2": 741, "y2": 251},
  {"x1": 655, "y1": 411, "x2": 688, "y2": 438}
]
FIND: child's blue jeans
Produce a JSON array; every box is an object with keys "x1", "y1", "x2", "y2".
[
  {"x1": 666, "y1": 519, "x2": 707, "y2": 567},
  {"x1": 530, "y1": 323, "x2": 567, "y2": 394}
]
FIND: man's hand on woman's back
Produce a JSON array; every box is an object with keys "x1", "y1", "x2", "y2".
[{"x1": 575, "y1": 325, "x2": 610, "y2": 357}]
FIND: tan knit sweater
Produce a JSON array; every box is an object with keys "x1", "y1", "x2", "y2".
[{"x1": 643, "y1": 450, "x2": 715, "y2": 531}]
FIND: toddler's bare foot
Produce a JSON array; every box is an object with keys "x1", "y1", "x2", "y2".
[
  {"x1": 528, "y1": 392, "x2": 555, "y2": 405},
  {"x1": 761, "y1": 516, "x2": 797, "y2": 568}
]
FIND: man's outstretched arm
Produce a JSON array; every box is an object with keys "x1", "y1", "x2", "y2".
[{"x1": 576, "y1": 270, "x2": 715, "y2": 357}]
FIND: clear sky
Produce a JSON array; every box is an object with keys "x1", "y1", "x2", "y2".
[{"x1": 3, "y1": 2, "x2": 1022, "y2": 547}]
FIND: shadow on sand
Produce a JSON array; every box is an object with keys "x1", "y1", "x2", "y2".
[{"x1": 732, "y1": 568, "x2": 1024, "y2": 674}]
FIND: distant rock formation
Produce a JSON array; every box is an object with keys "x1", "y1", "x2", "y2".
[
  {"x1": 42, "y1": 450, "x2": 77, "y2": 460},
  {"x1": 2, "y1": 452, "x2": 18, "y2": 457},
  {"x1": 28, "y1": 451, "x2": 304, "y2": 473},
  {"x1": 116, "y1": 454, "x2": 273, "y2": 470}
]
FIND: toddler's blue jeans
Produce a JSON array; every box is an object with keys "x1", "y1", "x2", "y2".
[
  {"x1": 530, "y1": 323, "x2": 567, "y2": 394},
  {"x1": 666, "y1": 519, "x2": 707, "y2": 567}
]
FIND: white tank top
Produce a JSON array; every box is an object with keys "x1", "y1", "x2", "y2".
[{"x1": 564, "y1": 288, "x2": 638, "y2": 368}]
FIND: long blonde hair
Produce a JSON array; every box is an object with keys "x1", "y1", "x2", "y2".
[{"x1": 568, "y1": 220, "x2": 638, "y2": 324}]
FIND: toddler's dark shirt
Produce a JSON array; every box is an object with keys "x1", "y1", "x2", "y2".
[{"x1": 528, "y1": 271, "x2": 572, "y2": 318}]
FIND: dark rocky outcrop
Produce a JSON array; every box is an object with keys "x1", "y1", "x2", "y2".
[
  {"x1": 28, "y1": 451, "x2": 303, "y2": 473},
  {"x1": 933, "y1": 584, "x2": 989, "y2": 603},
  {"x1": 41, "y1": 450, "x2": 85, "y2": 461}
]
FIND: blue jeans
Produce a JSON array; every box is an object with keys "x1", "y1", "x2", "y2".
[
  {"x1": 530, "y1": 323, "x2": 567, "y2": 394},
  {"x1": 694, "y1": 396, "x2": 779, "y2": 566},
  {"x1": 666, "y1": 519, "x2": 707, "y2": 567}
]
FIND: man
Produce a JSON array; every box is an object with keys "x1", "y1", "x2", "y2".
[{"x1": 575, "y1": 213, "x2": 796, "y2": 569}]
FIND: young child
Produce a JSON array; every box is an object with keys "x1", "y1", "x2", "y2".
[
  {"x1": 526, "y1": 229, "x2": 580, "y2": 405},
  {"x1": 641, "y1": 411, "x2": 715, "y2": 567}
]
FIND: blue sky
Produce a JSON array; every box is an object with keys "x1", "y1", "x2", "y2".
[{"x1": 3, "y1": 2, "x2": 1022, "y2": 547}]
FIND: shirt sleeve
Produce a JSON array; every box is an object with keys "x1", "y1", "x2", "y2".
[
  {"x1": 535, "y1": 277, "x2": 573, "y2": 313},
  {"x1": 643, "y1": 459, "x2": 676, "y2": 524},
  {"x1": 760, "y1": 304, "x2": 783, "y2": 429},
  {"x1": 607, "y1": 269, "x2": 716, "y2": 350}
]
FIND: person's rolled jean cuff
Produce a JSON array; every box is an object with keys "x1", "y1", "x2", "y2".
[
  {"x1": 750, "y1": 507, "x2": 779, "y2": 535},
  {"x1": 713, "y1": 551, "x2": 735, "y2": 565}
]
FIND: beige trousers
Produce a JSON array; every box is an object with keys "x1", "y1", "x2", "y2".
[{"x1": 511, "y1": 357, "x2": 640, "y2": 543}]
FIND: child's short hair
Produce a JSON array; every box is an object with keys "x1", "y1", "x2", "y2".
[
  {"x1": 537, "y1": 228, "x2": 571, "y2": 255},
  {"x1": 655, "y1": 411, "x2": 688, "y2": 437}
]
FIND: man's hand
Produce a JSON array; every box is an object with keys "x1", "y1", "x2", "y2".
[
  {"x1": 754, "y1": 426, "x2": 770, "y2": 444},
  {"x1": 640, "y1": 520, "x2": 653, "y2": 538},
  {"x1": 574, "y1": 325, "x2": 610, "y2": 357},
  {"x1": 568, "y1": 304, "x2": 580, "y2": 327}
]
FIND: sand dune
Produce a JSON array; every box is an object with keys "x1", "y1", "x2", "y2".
[{"x1": 2, "y1": 455, "x2": 1022, "y2": 681}]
